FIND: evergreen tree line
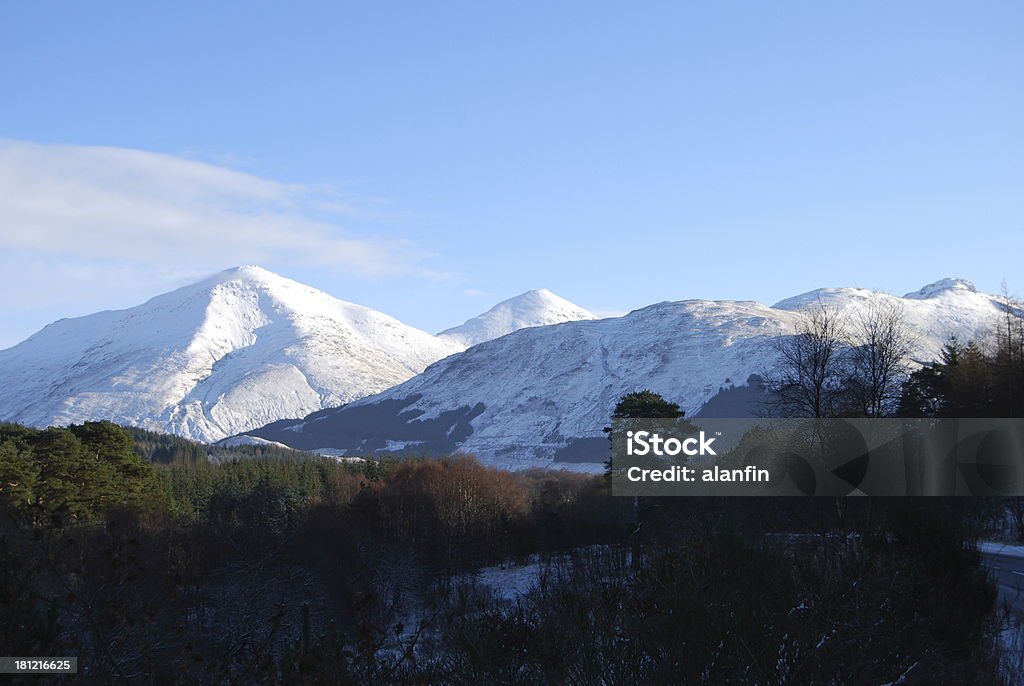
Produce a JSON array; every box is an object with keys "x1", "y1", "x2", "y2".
[
  {"x1": 127, "y1": 426, "x2": 318, "y2": 466},
  {"x1": 0, "y1": 421, "x2": 622, "y2": 683},
  {"x1": 0, "y1": 421, "x2": 153, "y2": 528},
  {"x1": 898, "y1": 330, "x2": 1024, "y2": 418},
  {"x1": 2, "y1": 418, "x2": 1012, "y2": 683}
]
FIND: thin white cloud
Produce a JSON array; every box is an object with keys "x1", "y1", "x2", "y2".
[{"x1": 0, "y1": 138, "x2": 434, "y2": 277}]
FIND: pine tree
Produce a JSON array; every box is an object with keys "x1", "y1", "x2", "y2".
[
  {"x1": 603, "y1": 390, "x2": 694, "y2": 572},
  {"x1": 897, "y1": 336, "x2": 961, "y2": 418},
  {"x1": 613, "y1": 390, "x2": 683, "y2": 419},
  {"x1": 0, "y1": 439, "x2": 39, "y2": 522}
]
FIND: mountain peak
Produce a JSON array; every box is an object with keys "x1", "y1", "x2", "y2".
[
  {"x1": 168, "y1": 265, "x2": 287, "y2": 295},
  {"x1": 773, "y1": 278, "x2": 981, "y2": 310},
  {"x1": 508, "y1": 288, "x2": 571, "y2": 305},
  {"x1": 904, "y1": 278, "x2": 977, "y2": 299},
  {"x1": 0, "y1": 268, "x2": 462, "y2": 442},
  {"x1": 439, "y1": 289, "x2": 597, "y2": 347},
  {"x1": 205, "y1": 264, "x2": 289, "y2": 288},
  {"x1": 224, "y1": 264, "x2": 275, "y2": 278}
]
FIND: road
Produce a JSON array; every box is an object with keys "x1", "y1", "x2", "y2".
[{"x1": 981, "y1": 549, "x2": 1024, "y2": 618}]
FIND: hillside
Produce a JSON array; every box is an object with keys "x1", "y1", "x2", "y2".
[
  {"x1": 247, "y1": 279, "x2": 1007, "y2": 468},
  {"x1": 0, "y1": 266, "x2": 463, "y2": 442}
]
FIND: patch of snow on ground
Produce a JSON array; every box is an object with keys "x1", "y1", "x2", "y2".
[{"x1": 472, "y1": 556, "x2": 545, "y2": 601}]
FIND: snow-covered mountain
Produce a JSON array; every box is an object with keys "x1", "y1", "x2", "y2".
[
  {"x1": 438, "y1": 289, "x2": 596, "y2": 346},
  {"x1": 0, "y1": 266, "x2": 464, "y2": 442},
  {"x1": 246, "y1": 279, "x2": 1008, "y2": 469}
]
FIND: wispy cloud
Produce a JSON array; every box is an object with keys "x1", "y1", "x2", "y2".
[
  {"x1": 0, "y1": 138, "x2": 457, "y2": 348},
  {"x1": 0, "y1": 139, "x2": 435, "y2": 277}
]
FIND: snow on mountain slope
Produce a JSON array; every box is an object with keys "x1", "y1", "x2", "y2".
[
  {"x1": 438, "y1": 289, "x2": 596, "y2": 346},
  {"x1": 0, "y1": 266, "x2": 463, "y2": 442},
  {"x1": 772, "y1": 278, "x2": 1002, "y2": 362},
  {"x1": 247, "y1": 279, "x2": 1007, "y2": 469}
]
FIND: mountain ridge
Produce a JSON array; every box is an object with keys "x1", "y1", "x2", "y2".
[
  {"x1": 0, "y1": 267, "x2": 600, "y2": 442},
  {"x1": 246, "y1": 278, "x2": 1008, "y2": 469},
  {"x1": 0, "y1": 270, "x2": 1009, "y2": 455}
]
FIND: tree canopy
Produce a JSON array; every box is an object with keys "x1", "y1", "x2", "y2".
[{"x1": 0, "y1": 421, "x2": 154, "y2": 526}]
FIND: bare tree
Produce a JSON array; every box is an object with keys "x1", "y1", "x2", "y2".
[
  {"x1": 1008, "y1": 497, "x2": 1024, "y2": 543},
  {"x1": 845, "y1": 298, "x2": 916, "y2": 417},
  {"x1": 770, "y1": 299, "x2": 848, "y2": 418},
  {"x1": 996, "y1": 281, "x2": 1024, "y2": 416}
]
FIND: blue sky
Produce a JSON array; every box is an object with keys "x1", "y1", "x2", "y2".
[{"x1": 1, "y1": 2, "x2": 1021, "y2": 348}]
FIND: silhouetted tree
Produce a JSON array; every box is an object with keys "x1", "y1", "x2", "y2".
[
  {"x1": 769, "y1": 299, "x2": 848, "y2": 418},
  {"x1": 898, "y1": 337, "x2": 962, "y2": 417},
  {"x1": 845, "y1": 298, "x2": 916, "y2": 417},
  {"x1": 603, "y1": 391, "x2": 694, "y2": 571}
]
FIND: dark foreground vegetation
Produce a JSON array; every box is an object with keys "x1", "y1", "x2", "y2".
[
  {"x1": 0, "y1": 422, "x2": 1020, "y2": 684},
  {"x1": 1, "y1": 298, "x2": 1022, "y2": 683}
]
